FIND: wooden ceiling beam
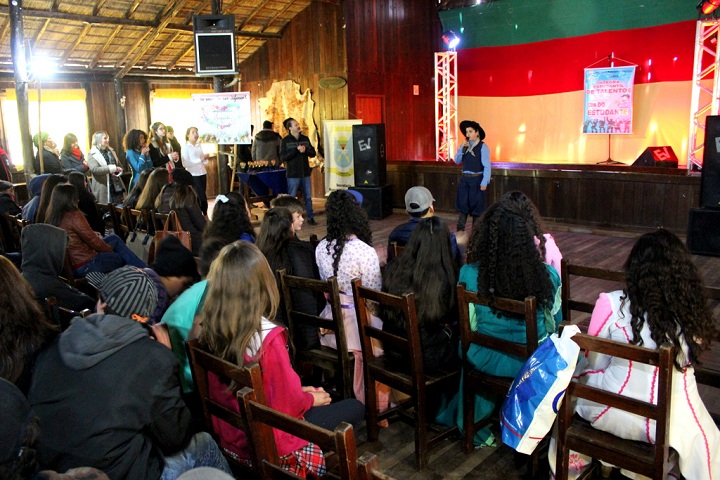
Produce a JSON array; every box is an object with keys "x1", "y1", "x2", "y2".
[
  {"x1": 61, "y1": 23, "x2": 91, "y2": 63},
  {"x1": 166, "y1": 46, "x2": 190, "y2": 71},
  {"x1": 51, "y1": 0, "x2": 61, "y2": 12},
  {"x1": 115, "y1": 29, "x2": 151, "y2": 69},
  {"x1": 182, "y1": 0, "x2": 211, "y2": 25},
  {"x1": 93, "y1": 0, "x2": 109, "y2": 16},
  {"x1": 236, "y1": 0, "x2": 272, "y2": 31},
  {"x1": 259, "y1": 0, "x2": 295, "y2": 33},
  {"x1": 0, "y1": 16, "x2": 10, "y2": 46},
  {"x1": 142, "y1": 30, "x2": 181, "y2": 69},
  {"x1": 0, "y1": 7, "x2": 282, "y2": 38},
  {"x1": 124, "y1": 0, "x2": 142, "y2": 19},
  {"x1": 88, "y1": 25, "x2": 121, "y2": 69},
  {"x1": 31, "y1": 18, "x2": 50, "y2": 50}
]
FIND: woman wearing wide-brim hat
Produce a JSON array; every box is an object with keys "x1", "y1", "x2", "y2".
[{"x1": 453, "y1": 120, "x2": 491, "y2": 231}]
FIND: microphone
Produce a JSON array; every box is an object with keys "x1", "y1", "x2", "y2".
[{"x1": 462, "y1": 141, "x2": 469, "y2": 154}]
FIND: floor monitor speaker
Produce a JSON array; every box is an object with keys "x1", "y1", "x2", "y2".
[
  {"x1": 687, "y1": 208, "x2": 720, "y2": 256},
  {"x1": 350, "y1": 185, "x2": 393, "y2": 220},
  {"x1": 631, "y1": 146, "x2": 678, "y2": 168},
  {"x1": 701, "y1": 115, "x2": 720, "y2": 208},
  {"x1": 353, "y1": 124, "x2": 386, "y2": 187}
]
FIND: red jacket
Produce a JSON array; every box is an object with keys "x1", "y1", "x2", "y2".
[
  {"x1": 59, "y1": 210, "x2": 112, "y2": 269},
  {"x1": 209, "y1": 326, "x2": 314, "y2": 458}
]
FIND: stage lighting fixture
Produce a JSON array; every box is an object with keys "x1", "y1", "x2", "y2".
[
  {"x1": 442, "y1": 30, "x2": 460, "y2": 50},
  {"x1": 698, "y1": 0, "x2": 720, "y2": 15}
]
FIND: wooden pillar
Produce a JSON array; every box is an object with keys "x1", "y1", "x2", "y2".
[
  {"x1": 114, "y1": 78, "x2": 128, "y2": 170},
  {"x1": 9, "y1": 0, "x2": 35, "y2": 179},
  {"x1": 211, "y1": 0, "x2": 229, "y2": 193}
]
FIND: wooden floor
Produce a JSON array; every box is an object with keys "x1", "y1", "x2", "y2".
[{"x1": 277, "y1": 206, "x2": 720, "y2": 479}]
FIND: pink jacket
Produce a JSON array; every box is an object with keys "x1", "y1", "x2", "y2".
[{"x1": 209, "y1": 326, "x2": 314, "y2": 458}]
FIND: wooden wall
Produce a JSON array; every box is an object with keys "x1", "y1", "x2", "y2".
[
  {"x1": 345, "y1": 0, "x2": 441, "y2": 161},
  {"x1": 387, "y1": 162, "x2": 701, "y2": 233},
  {"x1": 238, "y1": 0, "x2": 347, "y2": 197}
]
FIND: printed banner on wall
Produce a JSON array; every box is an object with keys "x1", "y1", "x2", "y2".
[
  {"x1": 583, "y1": 66, "x2": 636, "y2": 135},
  {"x1": 323, "y1": 119, "x2": 363, "y2": 194},
  {"x1": 192, "y1": 92, "x2": 252, "y2": 145}
]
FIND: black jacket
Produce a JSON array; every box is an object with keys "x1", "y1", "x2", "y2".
[
  {"x1": 21, "y1": 224, "x2": 96, "y2": 317},
  {"x1": 0, "y1": 192, "x2": 21, "y2": 216},
  {"x1": 280, "y1": 133, "x2": 316, "y2": 178},
  {"x1": 28, "y1": 314, "x2": 191, "y2": 480},
  {"x1": 33, "y1": 148, "x2": 64, "y2": 174}
]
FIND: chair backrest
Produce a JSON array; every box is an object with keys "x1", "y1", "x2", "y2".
[
  {"x1": 45, "y1": 296, "x2": 92, "y2": 331},
  {"x1": 555, "y1": 332, "x2": 673, "y2": 480},
  {"x1": 185, "y1": 338, "x2": 266, "y2": 473},
  {"x1": 351, "y1": 278, "x2": 426, "y2": 390},
  {"x1": 560, "y1": 258, "x2": 625, "y2": 323},
  {"x1": 113, "y1": 204, "x2": 132, "y2": 237},
  {"x1": 277, "y1": 269, "x2": 352, "y2": 398},
  {"x1": 1, "y1": 213, "x2": 22, "y2": 252},
  {"x1": 388, "y1": 241, "x2": 404, "y2": 261},
  {"x1": 309, "y1": 233, "x2": 320, "y2": 250},
  {"x1": 97, "y1": 203, "x2": 123, "y2": 239},
  {"x1": 456, "y1": 283, "x2": 539, "y2": 377},
  {"x1": 153, "y1": 211, "x2": 169, "y2": 233},
  {"x1": 238, "y1": 386, "x2": 361, "y2": 480}
]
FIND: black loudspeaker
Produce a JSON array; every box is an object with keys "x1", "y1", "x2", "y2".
[
  {"x1": 701, "y1": 115, "x2": 720, "y2": 209},
  {"x1": 687, "y1": 208, "x2": 720, "y2": 256},
  {"x1": 193, "y1": 15, "x2": 236, "y2": 76},
  {"x1": 350, "y1": 185, "x2": 393, "y2": 220},
  {"x1": 631, "y1": 146, "x2": 679, "y2": 168},
  {"x1": 353, "y1": 124, "x2": 386, "y2": 187}
]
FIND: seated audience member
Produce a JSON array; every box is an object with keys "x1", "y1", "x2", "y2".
[
  {"x1": 156, "y1": 169, "x2": 206, "y2": 255},
  {"x1": 271, "y1": 194, "x2": 306, "y2": 237},
  {"x1": 21, "y1": 224, "x2": 96, "y2": 315},
  {"x1": 33, "y1": 173, "x2": 67, "y2": 225},
  {"x1": 550, "y1": 229, "x2": 720, "y2": 480},
  {"x1": 45, "y1": 184, "x2": 146, "y2": 276},
  {"x1": 0, "y1": 180, "x2": 21, "y2": 216},
  {"x1": 0, "y1": 378, "x2": 109, "y2": 480},
  {"x1": 200, "y1": 241, "x2": 364, "y2": 476},
  {"x1": 257, "y1": 207, "x2": 323, "y2": 349},
  {"x1": 144, "y1": 235, "x2": 200, "y2": 324},
  {"x1": 501, "y1": 190, "x2": 562, "y2": 275},
  {"x1": 32, "y1": 132, "x2": 64, "y2": 175},
  {"x1": 0, "y1": 256, "x2": 57, "y2": 394},
  {"x1": 59, "y1": 133, "x2": 89, "y2": 174},
  {"x1": 316, "y1": 190, "x2": 383, "y2": 402},
  {"x1": 124, "y1": 128, "x2": 153, "y2": 190},
  {"x1": 68, "y1": 172, "x2": 104, "y2": 234},
  {"x1": 436, "y1": 199, "x2": 562, "y2": 447},
  {"x1": 21, "y1": 174, "x2": 50, "y2": 222},
  {"x1": 124, "y1": 163, "x2": 151, "y2": 210},
  {"x1": 382, "y1": 216, "x2": 458, "y2": 373},
  {"x1": 202, "y1": 192, "x2": 255, "y2": 244},
  {"x1": 387, "y1": 186, "x2": 461, "y2": 265},
  {"x1": 163, "y1": 236, "x2": 229, "y2": 395},
  {"x1": 28, "y1": 266, "x2": 231, "y2": 480},
  {"x1": 135, "y1": 167, "x2": 169, "y2": 232}
]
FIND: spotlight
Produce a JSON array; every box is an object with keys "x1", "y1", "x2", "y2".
[
  {"x1": 698, "y1": 0, "x2": 720, "y2": 15},
  {"x1": 442, "y1": 30, "x2": 460, "y2": 50}
]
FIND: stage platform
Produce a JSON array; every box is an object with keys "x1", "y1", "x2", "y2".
[{"x1": 387, "y1": 161, "x2": 701, "y2": 234}]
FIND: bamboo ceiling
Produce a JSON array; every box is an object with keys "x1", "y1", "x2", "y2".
[{"x1": 0, "y1": 0, "x2": 314, "y2": 78}]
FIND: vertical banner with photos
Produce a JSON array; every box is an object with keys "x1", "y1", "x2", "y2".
[
  {"x1": 583, "y1": 66, "x2": 636, "y2": 135},
  {"x1": 192, "y1": 92, "x2": 252, "y2": 144},
  {"x1": 323, "y1": 119, "x2": 363, "y2": 194}
]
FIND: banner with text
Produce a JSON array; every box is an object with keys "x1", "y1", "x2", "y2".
[
  {"x1": 583, "y1": 66, "x2": 636, "y2": 135},
  {"x1": 192, "y1": 92, "x2": 252, "y2": 144},
  {"x1": 323, "y1": 119, "x2": 363, "y2": 194}
]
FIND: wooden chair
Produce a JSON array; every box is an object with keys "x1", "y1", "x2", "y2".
[
  {"x1": 352, "y1": 278, "x2": 460, "y2": 469},
  {"x1": 97, "y1": 203, "x2": 122, "y2": 239},
  {"x1": 113, "y1": 204, "x2": 132, "y2": 239},
  {"x1": 152, "y1": 210, "x2": 169, "y2": 233},
  {"x1": 45, "y1": 296, "x2": 92, "y2": 330},
  {"x1": 309, "y1": 233, "x2": 320, "y2": 250},
  {"x1": 456, "y1": 283, "x2": 541, "y2": 468},
  {"x1": 357, "y1": 452, "x2": 396, "y2": 480},
  {"x1": 278, "y1": 269, "x2": 354, "y2": 400},
  {"x1": 555, "y1": 332, "x2": 674, "y2": 480},
  {"x1": 239, "y1": 386, "x2": 366, "y2": 480},
  {"x1": 560, "y1": 259, "x2": 624, "y2": 324},
  {"x1": 388, "y1": 241, "x2": 405, "y2": 262},
  {"x1": 185, "y1": 338, "x2": 266, "y2": 476}
]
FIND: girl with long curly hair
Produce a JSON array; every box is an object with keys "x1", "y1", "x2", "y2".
[
  {"x1": 554, "y1": 229, "x2": 719, "y2": 480},
  {"x1": 382, "y1": 216, "x2": 458, "y2": 372},
  {"x1": 437, "y1": 198, "x2": 562, "y2": 447},
  {"x1": 315, "y1": 189, "x2": 381, "y2": 401},
  {"x1": 200, "y1": 241, "x2": 363, "y2": 477},
  {"x1": 202, "y1": 191, "x2": 255, "y2": 244}
]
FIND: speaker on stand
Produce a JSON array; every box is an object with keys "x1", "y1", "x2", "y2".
[{"x1": 193, "y1": 15, "x2": 236, "y2": 76}]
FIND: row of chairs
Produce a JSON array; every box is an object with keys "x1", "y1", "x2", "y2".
[{"x1": 100, "y1": 204, "x2": 168, "y2": 240}]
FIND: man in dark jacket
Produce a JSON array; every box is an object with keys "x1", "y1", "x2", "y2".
[
  {"x1": 21, "y1": 223, "x2": 95, "y2": 316},
  {"x1": 280, "y1": 117, "x2": 317, "y2": 225},
  {"x1": 28, "y1": 266, "x2": 230, "y2": 480},
  {"x1": 252, "y1": 120, "x2": 281, "y2": 165}
]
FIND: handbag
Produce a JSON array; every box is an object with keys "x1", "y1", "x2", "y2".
[
  {"x1": 154, "y1": 210, "x2": 192, "y2": 256},
  {"x1": 500, "y1": 325, "x2": 581, "y2": 454},
  {"x1": 126, "y1": 228, "x2": 155, "y2": 264}
]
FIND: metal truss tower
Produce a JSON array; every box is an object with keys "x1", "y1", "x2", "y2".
[
  {"x1": 688, "y1": 19, "x2": 720, "y2": 170},
  {"x1": 435, "y1": 51, "x2": 458, "y2": 162}
]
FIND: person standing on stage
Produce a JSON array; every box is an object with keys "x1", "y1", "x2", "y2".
[
  {"x1": 454, "y1": 120, "x2": 491, "y2": 232},
  {"x1": 281, "y1": 117, "x2": 317, "y2": 225}
]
